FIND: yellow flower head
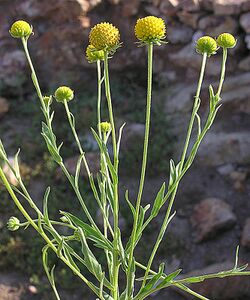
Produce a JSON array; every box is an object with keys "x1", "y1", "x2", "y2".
[
  {"x1": 10, "y1": 20, "x2": 32, "y2": 38},
  {"x1": 135, "y1": 16, "x2": 166, "y2": 44},
  {"x1": 54, "y1": 86, "x2": 74, "y2": 103},
  {"x1": 196, "y1": 36, "x2": 217, "y2": 56},
  {"x1": 100, "y1": 121, "x2": 111, "y2": 133},
  {"x1": 217, "y1": 33, "x2": 236, "y2": 49},
  {"x1": 86, "y1": 45, "x2": 105, "y2": 63},
  {"x1": 7, "y1": 216, "x2": 20, "y2": 231},
  {"x1": 89, "y1": 22, "x2": 120, "y2": 51}
]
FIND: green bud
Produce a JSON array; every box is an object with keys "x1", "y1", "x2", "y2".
[
  {"x1": 7, "y1": 216, "x2": 20, "y2": 231},
  {"x1": 10, "y1": 20, "x2": 32, "y2": 39},
  {"x1": 217, "y1": 33, "x2": 236, "y2": 49},
  {"x1": 54, "y1": 86, "x2": 74, "y2": 103},
  {"x1": 196, "y1": 36, "x2": 217, "y2": 57},
  {"x1": 100, "y1": 121, "x2": 111, "y2": 133},
  {"x1": 43, "y1": 96, "x2": 52, "y2": 106},
  {"x1": 86, "y1": 45, "x2": 104, "y2": 63}
]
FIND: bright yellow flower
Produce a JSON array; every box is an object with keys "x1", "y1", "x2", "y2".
[
  {"x1": 135, "y1": 16, "x2": 166, "y2": 43},
  {"x1": 10, "y1": 20, "x2": 32, "y2": 38},
  {"x1": 217, "y1": 33, "x2": 236, "y2": 49},
  {"x1": 86, "y1": 45, "x2": 104, "y2": 63},
  {"x1": 196, "y1": 36, "x2": 217, "y2": 56},
  {"x1": 89, "y1": 22, "x2": 120, "y2": 51}
]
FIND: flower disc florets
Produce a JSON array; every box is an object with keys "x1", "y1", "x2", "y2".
[
  {"x1": 10, "y1": 20, "x2": 32, "y2": 38},
  {"x1": 86, "y1": 45, "x2": 105, "y2": 63},
  {"x1": 7, "y1": 216, "x2": 20, "y2": 231},
  {"x1": 196, "y1": 36, "x2": 217, "y2": 56},
  {"x1": 135, "y1": 16, "x2": 166, "y2": 44},
  {"x1": 54, "y1": 86, "x2": 74, "y2": 103},
  {"x1": 100, "y1": 121, "x2": 111, "y2": 133},
  {"x1": 217, "y1": 33, "x2": 236, "y2": 49},
  {"x1": 89, "y1": 22, "x2": 120, "y2": 52}
]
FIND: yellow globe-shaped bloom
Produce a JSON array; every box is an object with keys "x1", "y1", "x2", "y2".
[
  {"x1": 86, "y1": 45, "x2": 104, "y2": 63},
  {"x1": 196, "y1": 36, "x2": 217, "y2": 56},
  {"x1": 89, "y1": 22, "x2": 120, "y2": 51},
  {"x1": 135, "y1": 16, "x2": 166, "y2": 43},
  {"x1": 54, "y1": 86, "x2": 74, "y2": 102},
  {"x1": 10, "y1": 20, "x2": 32, "y2": 38},
  {"x1": 217, "y1": 33, "x2": 236, "y2": 49}
]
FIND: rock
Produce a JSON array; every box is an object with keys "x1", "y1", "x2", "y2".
[
  {"x1": 198, "y1": 15, "x2": 238, "y2": 36},
  {"x1": 177, "y1": 11, "x2": 204, "y2": 29},
  {"x1": 197, "y1": 132, "x2": 250, "y2": 166},
  {"x1": 121, "y1": 123, "x2": 145, "y2": 150},
  {"x1": 240, "y1": 12, "x2": 250, "y2": 33},
  {"x1": 238, "y1": 55, "x2": 250, "y2": 71},
  {"x1": 216, "y1": 164, "x2": 235, "y2": 176},
  {"x1": 241, "y1": 218, "x2": 250, "y2": 248},
  {"x1": 245, "y1": 34, "x2": 250, "y2": 49},
  {"x1": 178, "y1": 0, "x2": 200, "y2": 12},
  {"x1": 0, "y1": 50, "x2": 27, "y2": 92},
  {"x1": 57, "y1": 152, "x2": 100, "y2": 180},
  {"x1": 122, "y1": 0, "x2": 140, "y2": 17},
  {"x1": 2, "y1": 158, "x2": 19, "y2": 186},
  {"x1": 159, "y1": 0, "x2": 179, "y2": 16},
  {"x1": 176, "y1": 262, "x2": 250, "y2": 299},
  {"x1": 213, "y1": 0, "x2": 248, "y2": 16},
  {"x1": 0, "y1": 97, "x2": 9, "y2": 117},
  {"x1": 167, "y1": 24, "x2": 193, "y2": 44},
  {"x1": 191, "y1": 198, "x2": 236, "y2": 242}
]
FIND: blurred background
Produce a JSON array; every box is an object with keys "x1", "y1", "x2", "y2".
[{"x1": 0, "y1": 0, "x2": 250, "y2": 299}]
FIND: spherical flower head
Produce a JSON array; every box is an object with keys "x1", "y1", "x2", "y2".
[
  {"x1": 86, "y1": 45, "x2": 104, "y2": 63},
  {"x1": 100, "y1": 121, "x2": 111, "y2": 133},
  {"x1": 135, "y1": 16, "x2": 166, "y2": 44},
  {"x1": 54, "y1": 86, "x2": 74, "y2": 102},
  {"x1": 89, "y1": 22, "x2": 120, "y2": 51},
  {"x1": 7, "y1": 216, "x2": 20, "y2": 231},
  {"x1": 10, "y1": 20, "x2": 32, "y2": 39},
  {"x1": 196, "y1": 36, "x2": 217, "y2": 56},
  {"x1": 217, "y1": 33, "x2": 236, "y2": 49}
]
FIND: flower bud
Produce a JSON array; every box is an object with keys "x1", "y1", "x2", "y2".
[
  {"x1": 54, "y1": 86, "x2": 74, "y2": 103},
  {"x1": 135, "y1": 16, "x2": 166, "y2": 44},
  {"x1": 217, "y1": 33, "x2": 236, "y2": 49},
  {"x1": 86, "y1": 45, "x2": 104, "y2": 63},
  {"x1": 10, "y1": 20, "x2": 32, "y2": 39},
  {"x1": 7, "y1": 216, "x2": 20, "y2": 231},
  {"x1": 89, "y1": 22, "x2": 120, "y2": 51},
  {"x1": 43, "y1": 96, "x2": 52, "y2": 106},
  {"x1": 196, "y1": 36, "x2": 217, "y2": 56},
  {"x1": 100, "y1": 121, "x2": 111, "y2": 133}
]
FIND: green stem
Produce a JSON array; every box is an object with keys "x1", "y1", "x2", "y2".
[
  {"x1": 97, "y1": 59, "x2": 102, "y2": 138},
  {"x1": 63, "y1": 99, "x2": 91, "y2": 177},
  {"x1": 126, "y1": 42, "x2": 154, "y2": 298},
  {"x1": 140, "y1": 53, "x2": 207, "y2": 290},
  {"x1": 103, "y1": 51, "x2": 119, "y2": 300},
  {"x1": 0, "y1": 166, "x2": 99, "y2": 297},
  {"x1": 217, "y1": 48, "x2": 227, "y2": 96}
]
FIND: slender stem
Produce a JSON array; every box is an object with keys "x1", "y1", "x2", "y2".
[
  {"x1": 97, "y1": 59, "x2": 102, "y2": 138},
  {"x1": 0, "y1": 166, "x2": 99, "y2": 297},
  {"x1": 63, "y1": 99, "x2": 91, "y2": 177},
  {"x1": 140, "y1": 53, "x2": 207, "y2": 290},
  {"x1": 217, "y1": 48, "x2": 227, "y2": 96},
  {"x1": 103, "y1": 51, "x2": 119, "y2": 300},
  {"x1": 126, "y1": 42, "x2": 154, "y2": 298}
]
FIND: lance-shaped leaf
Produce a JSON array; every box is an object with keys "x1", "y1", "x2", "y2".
[
  {"x1": 60, "y1": 211, "x2": 113, "y2": 252},
  {"x1": 151, "y1": 183, "x2": 165, "y2": 218},
  {"x1": 78, "y1": 228, "x2": 113, "y2": 290}
]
